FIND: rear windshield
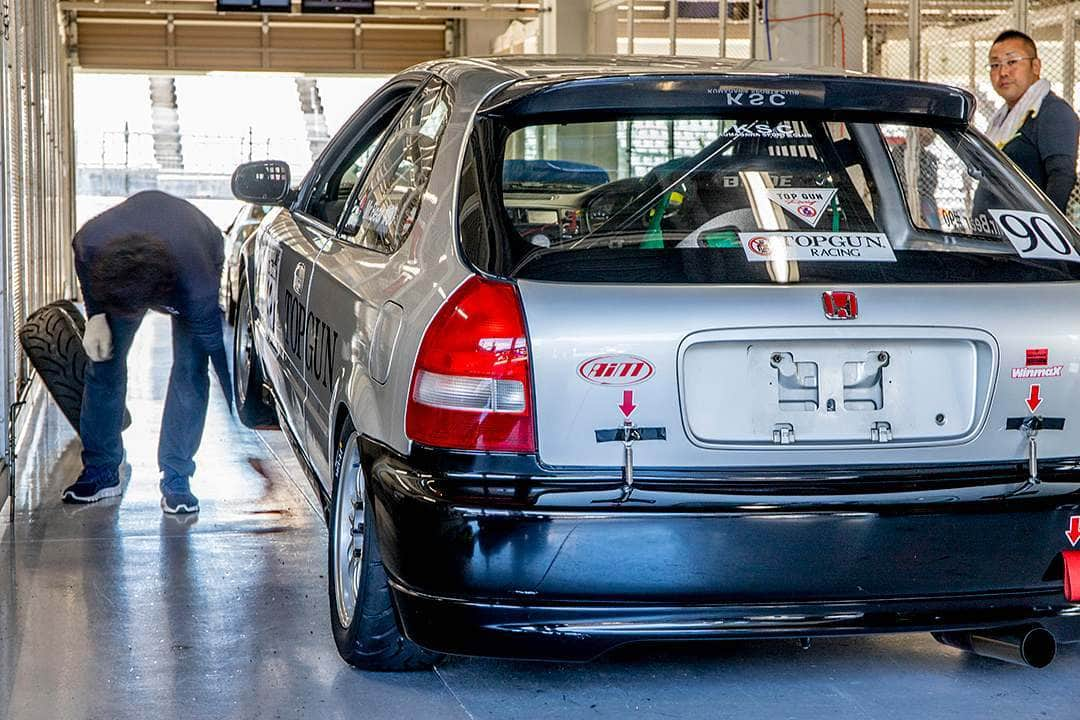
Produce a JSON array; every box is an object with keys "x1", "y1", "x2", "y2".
[{"x1": 457, "y1": 113, "x2": 1080, "y2": 283}]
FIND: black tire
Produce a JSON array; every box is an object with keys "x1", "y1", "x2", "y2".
[
  {"x1": 19, "y1": 302, "x2": 132, "y2": 433},
  {"x1": 50, "y1": 299, "x2": 86, "y2": 335},
  {"x1": 233, "y1": 275, "x2": 277, "y2": 428},
  {"x1": 328, "y1": 419, "x2": 443, "y2": 671}
]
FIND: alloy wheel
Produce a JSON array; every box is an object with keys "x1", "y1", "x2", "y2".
[{"x1": 333, "y1": 432, "x2": 365, "y2": 628}]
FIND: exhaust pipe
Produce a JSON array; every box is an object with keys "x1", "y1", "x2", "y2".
[{"x1": 933, "y1": 625, "x2": 1056, "y2": 668}]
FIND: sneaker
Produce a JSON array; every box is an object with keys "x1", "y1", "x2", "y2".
[
  {"x1": 160, "y1": 474, "x2": 199, "y2": 514},
  {"x1": 61, "y1": 466, "x2": 122, "y2": 504}
]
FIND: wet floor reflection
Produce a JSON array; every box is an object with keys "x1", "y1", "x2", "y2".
[{"x1": 0, "y1": 315, "x2": 461, "y2": 719}]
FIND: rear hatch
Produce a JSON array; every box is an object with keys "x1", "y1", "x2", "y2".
[
  {"x1": 458, "y1": 73, "x2": 1080, "y2": 470},
  {"x1": 519, "y1": 281, "x2": 1080, "y2": 468}
]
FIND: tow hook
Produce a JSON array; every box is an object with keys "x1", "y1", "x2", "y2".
[
  {"x1": 1024, "y1": 416, "x2": 1040, "y2": 486},
  {"x1": 595, "y1": 421, "x2": 666, "y2": 503},
  {"x1": 1005, "y1": 416, "x2": 1065, "y2": 494}
]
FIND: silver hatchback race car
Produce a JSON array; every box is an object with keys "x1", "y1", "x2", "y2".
[{"x1": 231, "y1": 56, "x2": 1080, "y2": 671}]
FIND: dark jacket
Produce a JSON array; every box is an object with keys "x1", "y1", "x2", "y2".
[
  {"x1": 1001, "y1": 91, "x2": 1080, "y2": 211},
  {"x1": 73, "y1": 190, "x2": 224, "y2": 319},
  {"x1": 73, "y1": 190, "x2": 232, "y2": 405}
]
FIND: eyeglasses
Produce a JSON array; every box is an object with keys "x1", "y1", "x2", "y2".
[{"x1": 988, "y1": 56, "x2": 1035, "y2": 73}]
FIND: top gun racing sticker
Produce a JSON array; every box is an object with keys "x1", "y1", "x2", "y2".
[
  {"x1": 766, "y1": 188, "x2": 838, "y2": 228},
  {"x1": 739, "y1": 232, "x2": 897, "y2": 262}
]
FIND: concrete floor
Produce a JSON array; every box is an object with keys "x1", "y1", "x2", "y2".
[{"x1": 2, "y1": 314, "x2": 1080, "y2": 720}]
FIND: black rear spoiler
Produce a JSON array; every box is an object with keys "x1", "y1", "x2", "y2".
[{"x1": 478, "y1": 74, "x2": 975, "y2": 127}]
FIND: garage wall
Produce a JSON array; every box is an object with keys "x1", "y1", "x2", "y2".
[
  {"x1": 0, "y1": 0, "x2": 78, "y2": 511},
  {"x1": 72, "y1": 14, "x2": 449, "y2": 73}
]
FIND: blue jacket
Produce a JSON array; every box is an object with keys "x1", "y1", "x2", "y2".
[
  {"x1": 73, "y1": 191, "x2": 232, "y2": 406},
  {"x1": 74, "y1": 191, "x2": 223, "y2": 318}
]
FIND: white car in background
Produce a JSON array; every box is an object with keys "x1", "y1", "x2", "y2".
[{"x1": 219, "y1": 202, "x2": 268, "y2": 323}]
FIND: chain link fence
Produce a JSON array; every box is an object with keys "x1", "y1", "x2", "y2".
[
  {"x1": 83, "y1": 127, "x2": 315, "y2": 176},
  {"x1": 864, "y1": 0, "x2": 1080, "y2": 224},
  {"x1": 612, "y1": 0, "x2": 1080, "y2": 225}
]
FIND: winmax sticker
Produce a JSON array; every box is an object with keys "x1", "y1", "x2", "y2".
[
  {"x1": 739, "y1": 232, "x2": 897, "y2": 262},
  {"x1": 766, "y1": 188, "x2": 838, "y2": 228},
  {"x1": 1012, "y1": 347, "x2": 1064, "y2": 379}
]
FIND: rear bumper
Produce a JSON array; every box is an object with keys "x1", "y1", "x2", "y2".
[
  {"x1": 392, "y1": 586, "x2": 1080, "y2": 661},
  {"x1": 362, "y1": 441, "x2": 1080, "y2": 660}
]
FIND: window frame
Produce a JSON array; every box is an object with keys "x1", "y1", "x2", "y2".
[
  {"x1": 292, "y1": 74, "x2": 426, "y2": 233},
  {"x1": 334, "y1": 75, "x2": 453, "y2": 254}
]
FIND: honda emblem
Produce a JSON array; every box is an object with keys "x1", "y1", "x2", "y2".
[{"x1": 822, "y1": 291, "x2": 858, "y2": 320}]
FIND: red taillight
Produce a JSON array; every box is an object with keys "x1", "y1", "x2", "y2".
[{"x1": 406, "y1": 276, "x2": 536, "y2": 453}]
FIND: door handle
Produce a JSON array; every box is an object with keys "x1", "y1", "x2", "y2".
[{"x1": 292, "y1": 262, "x2": 307, "y2": 294}]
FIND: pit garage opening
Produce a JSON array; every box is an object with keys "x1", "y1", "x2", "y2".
[{"x1": 2, "y1": 1, "x2": 1080, "y2": 718}]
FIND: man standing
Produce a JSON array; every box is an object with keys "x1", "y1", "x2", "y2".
[
  {"x1": 987, "y1": 30, "x2": 1080, "y2": 211},
  {"x1": 61, "y1": 190, "x2": 232, "y2": 514}
]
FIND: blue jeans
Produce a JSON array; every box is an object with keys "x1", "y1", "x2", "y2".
[{"x1": 80, "y1": 312, "x2": 212, "y2": 480}]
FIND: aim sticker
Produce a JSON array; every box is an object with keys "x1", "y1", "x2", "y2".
[
  {"x1": 578, "y1": 354, "x2": 655, "y2": 386},
  {"x1": 765, "y1": 188, "x2": 838, "y2": 228},
  {"x1": 1012, "y1": 347, "x2": 1064, "y2": 379},
  {"x1": 739, "y1": 232, "x2": 897, "y2": 262}
]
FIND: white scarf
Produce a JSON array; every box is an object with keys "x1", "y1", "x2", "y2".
[{"x1": 986, "y1": 78, "x2": 1051, "y2": 147}]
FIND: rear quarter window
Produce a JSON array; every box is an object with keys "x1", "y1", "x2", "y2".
[{"x1": 342, "y1": 80, "x2": 452, "y2": 254}]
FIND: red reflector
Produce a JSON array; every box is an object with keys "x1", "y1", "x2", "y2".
[
  {"x1": 1064, "y1": 550, "x2": 1080, "y2": 602},
  {"x1": 406, "y1": 276, "x2": 536, "y2": 453}
]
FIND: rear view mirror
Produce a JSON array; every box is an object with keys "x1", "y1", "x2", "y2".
[{"x1": 231, "y1": 160, "x2": 291, "y2": 205}]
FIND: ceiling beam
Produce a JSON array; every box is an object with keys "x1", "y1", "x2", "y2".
[{"x1": 59, "y1": 0, "x2": 542, "y2": 21}]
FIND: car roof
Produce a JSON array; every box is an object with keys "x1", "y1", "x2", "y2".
[{"x1": 428, "y1": 55, "x2": 868, "y2": 80}]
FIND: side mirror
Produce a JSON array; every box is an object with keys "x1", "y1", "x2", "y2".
[{"x1": 231, "y1": 160, "x2": 291, "y2": 205}]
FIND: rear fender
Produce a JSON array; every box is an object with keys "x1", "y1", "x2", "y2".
[{"x1": 327, "y1": 360, "x2": 382, "y2": 497}]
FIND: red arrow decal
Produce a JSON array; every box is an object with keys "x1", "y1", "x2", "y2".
[
  {"x1": 618, "y1": 390, "x2": 637, "y2": 418},
  {"x1": 1026, "y1": 384, "x2": 1043, "y2": 414},
  {"x1": 1068, "y1": 517, "x2": 1080, "y2": 547}
]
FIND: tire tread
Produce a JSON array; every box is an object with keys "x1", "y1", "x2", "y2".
[
  {"x1": 19, "y1": 301, "x2": 131, "y2": 433},
  {"x1": 328, "y1": 421, "x2": 443, "y2": 672},
  {"x1": 233, "y1": 276, "x2": 277, "y2": 428}
]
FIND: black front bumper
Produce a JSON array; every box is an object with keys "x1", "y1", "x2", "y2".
[{"x1": 362, "y1": 440, "x2": 1080, "y2": 661}]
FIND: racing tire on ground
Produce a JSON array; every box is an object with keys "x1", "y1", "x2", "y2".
[
  {"x1": 18, "y1": 300, "x2": 131, "y2": 434},
  {"x1": 233, "y1": 276, "x2": 277, "y2": 428},
  {"x1": 328, "y1": 419, "x2": 444, "y2": 671},
  {"x1": 51, "y1": 299, "x2": 86, "y2": 335}
]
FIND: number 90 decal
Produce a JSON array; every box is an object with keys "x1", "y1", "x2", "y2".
[{"x1": 988, "y1": 209, "x2": 1080, "y2": 263}]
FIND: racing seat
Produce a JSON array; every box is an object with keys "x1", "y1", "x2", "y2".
[{"x1": 675, "y1": 208, "x2": 757, "y2": 248}]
